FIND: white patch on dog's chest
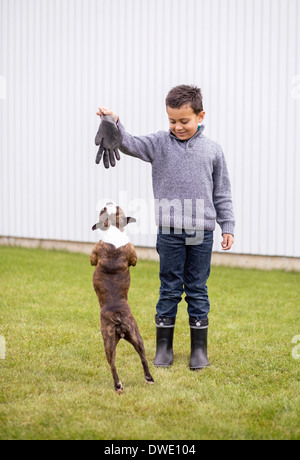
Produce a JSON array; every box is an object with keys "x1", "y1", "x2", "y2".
[{"x1": 101, "y1": 226, "x2": 130, "y2": 249}]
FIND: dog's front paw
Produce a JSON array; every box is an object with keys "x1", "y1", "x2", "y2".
[{"x1": 115, "y1": 381, "x2": 123, "y2": 394}]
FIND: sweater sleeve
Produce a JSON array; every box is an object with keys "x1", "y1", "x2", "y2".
[
  {"x1": 213, "y1": 148, "x2": 235, "y2": 235},
  {"x1": 117, "y1": 119, "x2": 158, "y2": 163}
]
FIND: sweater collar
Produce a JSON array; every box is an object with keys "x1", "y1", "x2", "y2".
[{"x1": 169, "y1": 124, "x2": 205, "y2": 141}]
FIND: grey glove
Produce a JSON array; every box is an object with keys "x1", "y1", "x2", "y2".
[{"x1": 95, "y1": 115, "x2": 121, "y2": 168}]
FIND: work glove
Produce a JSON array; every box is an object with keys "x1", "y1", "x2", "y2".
[{"x1": 95, "y1": 115, "x2": 121, "y2": 168}]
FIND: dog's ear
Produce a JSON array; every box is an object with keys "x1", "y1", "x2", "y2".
[
  {"x1": 93, "y1": 209, "x2": 110, "y2": 231},
  {"x1": 92, "y1": 222, "x2": 100, "y2": 231},
  {"x1": 125, "y1": 217, "x2": 136, "y2": 225},
  {"x1": 92, "y1": 218, "x2": 109, "y2": 231}
]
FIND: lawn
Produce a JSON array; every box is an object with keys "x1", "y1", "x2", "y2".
[{"x1": 0, "y1": 246, "x2": 299, "y2": 440}]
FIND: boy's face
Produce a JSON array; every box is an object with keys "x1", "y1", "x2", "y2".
[{"x1": 167, "y1": 104, "x2": 205, "y2": 141}]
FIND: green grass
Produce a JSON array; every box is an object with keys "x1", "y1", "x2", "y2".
[{"x1": 0, "y1": 246, "x2": 299, "y2": 440}]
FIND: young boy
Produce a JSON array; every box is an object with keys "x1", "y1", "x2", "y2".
[{"x1": 97, "y1": 84, "x2": 235, "y2": 370}]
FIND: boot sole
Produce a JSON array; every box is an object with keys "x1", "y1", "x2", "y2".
[
  {"x1": 190, "y1": 363, "x2": 210, "y2": 370},
  {"x1": 154, "y1": 362, "x2": 173, "y2": 368}
]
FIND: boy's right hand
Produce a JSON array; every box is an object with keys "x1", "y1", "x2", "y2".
[
  {"x1": 95, "y1": 108, "x2": 121, "y2": 168},
  {"x1": 97, "y1": 107, "x2": 119, "y2": 123}
]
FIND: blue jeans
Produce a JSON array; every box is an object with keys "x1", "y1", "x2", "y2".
[{"x1": 156, "y1": 228, "x2": 214, "y2": 320}]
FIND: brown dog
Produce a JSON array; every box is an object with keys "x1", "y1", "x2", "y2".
[{"x1": 90, "y1": 202, "x2": 154, "y2": 393}]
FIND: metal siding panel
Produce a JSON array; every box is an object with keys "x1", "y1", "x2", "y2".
[
  {"x1": 284, "y1": 0, "x2": 296, "y2": 258},
  {"x1": 267, "y1": 1, "x2": 280, "y2": 256},
  {"x1": 0, "y1": 1, "x2": 8, "y2": 235},
  {"x1": 293, "y1": 0, "x2": 300, "y2": 257},
  {"x1": 276, "y1": 0, "x2": 289, "y2": 257},
  {"x1": 250, "y1": 0, "x2": 264, "y2": 256},
  {"x1": 0, "y1": 0, "x2": 299, "y2": 256}
]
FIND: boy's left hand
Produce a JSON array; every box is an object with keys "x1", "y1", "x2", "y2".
[{"x1": 221, "y1": 234, "x2": 234, "y2": 250}]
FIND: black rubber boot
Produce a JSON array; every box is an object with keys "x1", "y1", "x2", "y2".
[
  {"x1": 189, "y1": 317, "x2": 210, "y2": 370},
  {"x1": 154, "y1": 316, "x2": 176, "y2": 367}
]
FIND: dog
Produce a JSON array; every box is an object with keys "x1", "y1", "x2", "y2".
[{"x1": 90, "y1": 202, "x2": 154, "y2": 393}]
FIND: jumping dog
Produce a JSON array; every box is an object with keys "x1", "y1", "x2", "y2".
[{"x1": 90, "y1": 202, "x2": 154, "y2": 393}]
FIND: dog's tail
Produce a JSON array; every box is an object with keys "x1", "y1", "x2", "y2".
[
  {"x1": 110, "y1": 312, "x2": 127, "y2": 339},
  {"x1": 116, "y1": 325, "x2": 127, "y2": 339}
]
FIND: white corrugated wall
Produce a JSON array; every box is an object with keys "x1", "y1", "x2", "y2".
[{"x1": 0, "y1": 0, "x2": 300, "y2": 256}]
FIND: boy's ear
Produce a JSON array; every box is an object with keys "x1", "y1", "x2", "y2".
[{"x1": 198, "y1": 111, "x2": 205, "y2": 123}]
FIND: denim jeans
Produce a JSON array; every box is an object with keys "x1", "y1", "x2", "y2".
[{"x1": 156, "y1": 228, "x2": 214, "y2": 320}]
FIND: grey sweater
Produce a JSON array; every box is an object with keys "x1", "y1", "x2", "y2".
[{"x1": 117, "y1": 121, "x2": 235, "y2": 235}]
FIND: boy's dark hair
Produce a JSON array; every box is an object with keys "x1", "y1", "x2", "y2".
[{"x1": 165, "y1": 84, "x2": 203, "y2": 114}]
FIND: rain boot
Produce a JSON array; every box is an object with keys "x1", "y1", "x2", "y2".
[
  {"x1": 189, "y1": 317, "x2": 210, "y2": 370},
  {"x1": 154, "y1": 316, "x2": 176, "y2": 367}
]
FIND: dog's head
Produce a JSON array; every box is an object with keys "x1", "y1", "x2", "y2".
[{"x1": 92, "y1": 202, "x2": 136, "y2": 232}]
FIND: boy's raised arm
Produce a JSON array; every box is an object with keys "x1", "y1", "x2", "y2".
[{"x1": 97, "y1": 107, "x2": 157, "y2": 164}]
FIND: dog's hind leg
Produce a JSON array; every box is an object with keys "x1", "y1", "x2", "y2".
[
  {"x1": 102, "y1": 331, "x2": 123, "y2": 394},
  {"x1": 126, "y1": 327, "x2": 154, "y2": 385}
]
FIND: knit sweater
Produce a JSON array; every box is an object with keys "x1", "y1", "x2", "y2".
[{"x1": 117, "y1": 121, "x2": 235, "y2": 235}]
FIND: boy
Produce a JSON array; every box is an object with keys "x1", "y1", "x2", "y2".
[{"x1": 96, "y1": 84, "x2": 235, "y2": 370}]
